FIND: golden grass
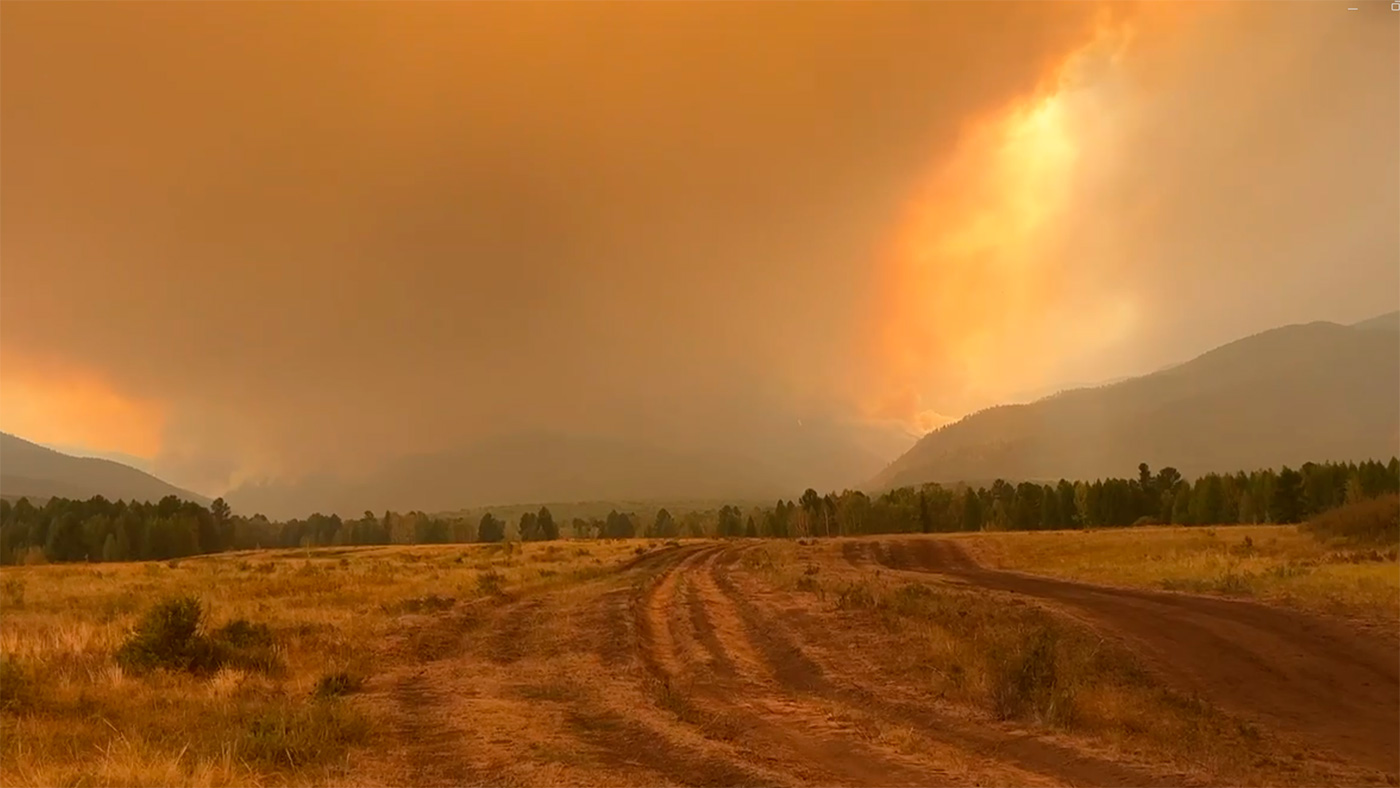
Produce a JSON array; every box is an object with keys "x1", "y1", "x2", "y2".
[
  {"x1": 0, "y1": 540, "x2": 645, "y2": 788},
  {"x1": 950, "y1": 525, "x2": 1400, "y2": 626}
]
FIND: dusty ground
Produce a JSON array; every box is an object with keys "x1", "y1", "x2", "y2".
[{"x1": 349, "y1": 537, "x2": 1400, "y2": 787}]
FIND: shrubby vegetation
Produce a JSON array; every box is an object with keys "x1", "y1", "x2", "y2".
[
  {"x1": 2, "y1": 458, "x2": 1395, "y2": 564},
  {"x1": 114, "y1": 596, "x2": 281, "y2": 676},
  {"x1": 1301, "y1": 494, "x2": 1399, "y2": 547}
]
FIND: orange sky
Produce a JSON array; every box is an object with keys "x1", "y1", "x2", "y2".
[{"x1": 2, "y1": 1, "x2": 1396, "y2": 495}]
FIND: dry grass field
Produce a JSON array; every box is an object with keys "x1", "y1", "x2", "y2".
[
  {"x1": 951, "y1": 523, "x2": 1400, "y2": 628},
  {"x1": 0, "y1": 541, "x2": 647, "y2": 787},
  {"x1": 1, "y1": 529, "x2": 1396, "y2": 787}
]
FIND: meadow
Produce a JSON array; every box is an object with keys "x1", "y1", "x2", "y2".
[
  {"x1": 0, "y1": 541, "x2": 647, "y2": 787},
  {"x1": 1, "y1": 511, "x2": 1395, "y2": 787},
  {"x1": 952, "y1": 520, "x2": 1399, "y2": 628}
]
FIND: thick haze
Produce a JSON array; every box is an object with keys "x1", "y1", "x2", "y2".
[{"x1": 2, "y1": 2, "x2": 1396, "y2": 500}]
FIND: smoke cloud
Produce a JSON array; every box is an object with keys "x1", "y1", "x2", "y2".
[{"x1": 2, "y1": 2, "x2": 1395, "y2": 499}]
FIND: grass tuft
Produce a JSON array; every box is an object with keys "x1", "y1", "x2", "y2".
[
  {"x1": 477, "y1": 570, "x2": 506, "y2": 596},
  {"x1": 312, "y1": 670, "x2": 365, "y2": 699},
  {"x1": 0, "y1": 655, "x2": 41, "y2": 713},
  {"x1": 240, "y1": 702, "x2": 369, "y2": 768},
  {"x1": 986, "y1": 625, "x2": 1076, "y2": 726}
]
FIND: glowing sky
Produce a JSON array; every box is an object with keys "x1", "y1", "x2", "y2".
[{"x1": 2, "y1": 1, "x2": 1396, "y2": 495}]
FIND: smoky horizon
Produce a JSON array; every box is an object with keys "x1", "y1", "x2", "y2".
[{"x1": 2, "y1": 1, "x2": 1397, "y2": 506}]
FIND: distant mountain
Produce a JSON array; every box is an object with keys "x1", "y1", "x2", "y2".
[
  {"x1": 37, "y1": 443, "x2": 157, "y2": 475},
  {"x1": 0, "y1": 433, "x2": 209, "y2": 505},
  {"x1": 1352, "y1": 310, "x2": 1400, "y2": 332},
  {"x1": 228, "y1": 422, "x2": 912, "y2": 520},
  {"x1": 871, "y1": 318, "x2": 1400, "y2": 490}
]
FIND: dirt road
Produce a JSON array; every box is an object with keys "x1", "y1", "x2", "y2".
[
  {"x1": 848, "y1": 538, "x2": 1400, "y2": 775},
  {"x1": 357, "y1": 539, "x2": 1399, "y2": 787}
]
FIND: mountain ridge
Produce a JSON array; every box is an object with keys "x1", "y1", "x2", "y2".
[
  {"x1": 0, "y1": 433, "x2": 210, "y2": 505},
  {"x1": 870, "y1": 317, "x2": 1400, "y2": 490}
]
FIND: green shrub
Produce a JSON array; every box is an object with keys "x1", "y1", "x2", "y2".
[
  {"x1": 1303, "y1": 495, "x2": 1400, "y2": 547},
  {"x1": 116, "y1": 597, "x2": 281, "y2": 676},
  {"x1": 212, "y1": 618, "x2": 282, "y2": 674},
  {"x1": 115, "y1": 596, "x2": 223, "y2": 674},
  {"x1": 214, "y1": 618, "x2": 274, "y2": 649}
]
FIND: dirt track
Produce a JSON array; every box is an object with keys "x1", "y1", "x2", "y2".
[
  {"x1": 357, "y1": 539, "x2": 1400, "y2": 787},
  {"x1": 849, "y1": 538, "x2": 1400, "y2": 776}
]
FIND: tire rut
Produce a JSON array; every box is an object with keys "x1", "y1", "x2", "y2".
[
  {"x1": 714, "y1": 544, "x2": 1183, "y2": 788},
  {"x1": 636, "y1": 545, "x2": 954, "y2": 787},
  {"x1": 580, "y1": 545, "x2": 788, "y2": 787},
  {"x1": 384, "y1": 668, "x2": 493, "y2": 787},
  {"x1": 684, "y1": 568, "x2": 738, "y2": 679}
]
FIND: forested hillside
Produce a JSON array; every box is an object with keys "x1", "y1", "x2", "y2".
[
  {"x1": 0, "y1": 433, "x2": 207, "y2": 506},
  {"x1": 873, "y1": 319, "x2": 1400, "y2": 491}
]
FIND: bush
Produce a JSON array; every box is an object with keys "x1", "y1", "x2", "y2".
[
  {"x1": 313, "y1": 670, "x2": 365, "y2": 699},
  {"x1": 987, "y1": 625, "x2": 1076, "y2": 726},
  {"x1": 836, "y1": 582, "x2": 877, "y2": 610},
  {"x1": 1302, "y1": 495, "x2": 1400, "y2": 547},
  {"x1": 883, "y1": 583, "x2": 937, "y2": 617},
  {"x1": 213, "y1": 618, "x2": 282, "y2": 674},
  {"x1": 115, "y1": 596, "x2": 223, "y2": 674},
  {"x1": 116, "y1": 597, "x2": 281, "y2": 676},
  {"x1": 214, "y1": 618, "x2": 275, "y2": 649}
]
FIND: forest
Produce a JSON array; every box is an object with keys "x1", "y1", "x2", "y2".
[{"x1": 2, "y1": 458, "x2": 1396, "y2": 564}]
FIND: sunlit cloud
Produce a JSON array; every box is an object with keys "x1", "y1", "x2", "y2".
[{"x1": 0, "y1": 353, "x2": 165, "y2": 459}]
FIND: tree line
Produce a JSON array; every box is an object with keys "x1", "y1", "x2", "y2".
[
  {"x1": 757, "y1": 458, "x2": 1399, "y2": 538},
  {"x1": 2, "y1": 458, "x2": 1395, "y2": 564}
]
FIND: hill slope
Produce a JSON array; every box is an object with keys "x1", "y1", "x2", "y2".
[
  {"x1": 0, "y1": 433, "x2": 208, "y2": 505},
  {"x1": 871, "y1": 319, "x2": 1400, "y2": 490},
  {"x1": 1352, "y1": 310, "x2": 1400, "y2": 332}
]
